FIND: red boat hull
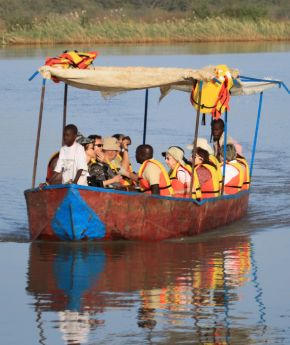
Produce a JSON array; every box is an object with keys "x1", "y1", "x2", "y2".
[{"x1": 24, "y1": 185, "x2": 249, "y2": 241}]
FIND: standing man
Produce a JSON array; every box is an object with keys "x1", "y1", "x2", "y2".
[
  {"x1": 211, "y1": 119, "x2": 235, "y2": 162},
  {"x1": 46, "y1": 124, "x2": 88, "y2": 186}
]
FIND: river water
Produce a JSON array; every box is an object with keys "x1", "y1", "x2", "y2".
[{"x1": 0, "y1": 42, "x2": 290, "y2": 344}]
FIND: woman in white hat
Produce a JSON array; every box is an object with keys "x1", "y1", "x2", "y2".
[{"x1": 162, "y1": 146, "x2": 198, "y2": 198}]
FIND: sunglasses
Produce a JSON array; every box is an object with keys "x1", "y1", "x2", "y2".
[{"x1": 94, "y1": 144, "x2": 103, "y2": 147}]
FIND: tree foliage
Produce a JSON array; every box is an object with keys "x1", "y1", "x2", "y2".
[{"x1": 0, "y1": 0, "x2": 289, "y2": 30}]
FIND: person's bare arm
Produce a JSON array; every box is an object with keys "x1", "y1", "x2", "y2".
[{"x1": 73, "y1": 169, "x2": 83, "y2": 184}]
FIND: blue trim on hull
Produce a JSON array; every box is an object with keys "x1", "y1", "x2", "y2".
[
  {"x1": 25, "y1": 184, "x2": 250, "y2": 209},
  {"x1": 51, "y1": 188, "x2": 106, "y2": 241}
]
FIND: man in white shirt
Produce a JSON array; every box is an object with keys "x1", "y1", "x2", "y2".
[{"x1": 47, "y1": 124, "x2": 88, "y2": 186}]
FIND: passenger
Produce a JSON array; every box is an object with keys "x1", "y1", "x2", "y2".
[
  {"x1": 211, "y1": 118, "x2": 233, "y2": 161},
  {"x1": 44, "y1": 124, "x2": 88, "y2": 186},
  {"x1": 162, "y1": 146, "x2": 192, "y2": 198},
  {"x1": 87, "y1": 137, "x2": 123, "y2": 189},
  {"x1": 192, "y1": 147, "x2": 220, "y2": 199},
  {"x1": 112, "y1": 133, "x2": 132, "y2": 174},
  {"x1": 90, "y1": 134, "x2": 105, "y2": 162},
  {"x1": 127, "y1": 144, "x2": 173, "y2": 196},
  {"x1": 220, "y1": 144, "x2": 245, "y2": 195},
  {"x1": 77, "y1": 136, "x2": 95, "y2": 164},
  {"x1": 109, "y1": 134, "x2": 133, "y2": 186},
  {"x1": 187, "y1": 137, "x2": 222, "y2": 191}
]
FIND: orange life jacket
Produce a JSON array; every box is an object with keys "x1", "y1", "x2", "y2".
[
  {"x1": 195, "y1": 163, "x2": 220, "y2": 199},
  {"x1": 169, "y1": 163, "x2": 201, "y2": 199},
  {"x1": 223, "y1": 161, "x2": 245, "y2": 195},
  {"x1": 237, "y1": 157, "x2": 250, "y2": 190},
  {"x1": 45, "y1": 51, "x2": 98, "y2": 82},
  {"x1": 209, "y1": 154, "x2": 222, "y2": 191},
  {"x1": 138, "y1": 159, "x2": 173, "y2": 196}
]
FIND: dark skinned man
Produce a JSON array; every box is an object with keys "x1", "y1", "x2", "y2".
[{"x1": 126, "y1": 144, "x2": 173, "y2": 196}]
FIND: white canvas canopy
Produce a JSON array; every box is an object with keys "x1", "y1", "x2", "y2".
[{"x1": 39, "y1": 65, "x2": 279, "y2": 98}]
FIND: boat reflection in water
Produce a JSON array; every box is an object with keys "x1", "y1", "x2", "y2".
[{"x1": 26, "y1": 236, "x2": 265, "y2": 344}]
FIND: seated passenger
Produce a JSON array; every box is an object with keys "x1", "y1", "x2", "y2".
[
  {"x1": 162, "y1": 146, "x2": 192, "y2": 198},
  {"x1": 187, "y1": 137, "x2": 221, "y2": 195},
  {"x1": 45, "y1": 124, "x2": 88, "y2": 186},
  {"x1": 220, "y1": 144, "x2": 245, "y2": 195},
  {"x1": 192, "y1": 147, "x2": 220, "y2": 199},
  {"x1": 86, "y1": 137, "x2": 123, "y2": 188},
  {"x1": 77, "y1": 136, "x2": 95, "y2": 164},
  {"x1": 126, "y1": 145, "x2": 173, "y2": 196},
  {"x1": 112, "y1": 133, "x2": 133, "y2": 186}
]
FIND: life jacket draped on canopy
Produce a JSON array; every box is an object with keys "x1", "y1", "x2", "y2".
[{"x1": 45, "y1": 51, "x2": 98, "y2": 83}]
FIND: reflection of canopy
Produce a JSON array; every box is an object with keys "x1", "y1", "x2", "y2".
[{"x1": 39, "y1": 65, "x2": 279, "y2": 98}]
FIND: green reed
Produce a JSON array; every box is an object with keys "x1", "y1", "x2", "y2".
[{"x1": 2, "y1": 14, "x2": 290, "y2": 45}]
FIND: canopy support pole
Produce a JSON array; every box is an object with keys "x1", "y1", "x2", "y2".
[
  {"x1": 250, "y1": 92, "x2": 264, "y2": 179},
  {"x1": 189, "y1": 81, "x2": 203, "y2": 197},
  {"x1": 62, "y1": 83, "x2": 68, "y2": 145},
  {"x1": 221, "y1": 109, "x2": 228, "y2": 195},
  {"x1": 142, "y1": 88, "x2": 149, "y2": 145},
  {"x1": 32, "y1": 79, "x2": 46, "y2": 188}
]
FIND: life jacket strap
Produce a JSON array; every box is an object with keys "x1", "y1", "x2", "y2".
[
  {"x1": 202, "y1": 190, "x2": 220, "y2": 194},
  {"x1": 140, "y1": 184, "x2": 172, "y2": 193}
]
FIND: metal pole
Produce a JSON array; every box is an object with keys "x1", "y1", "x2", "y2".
[
  {"x1": 189, "y1": 81, "x2": 203, "y2": 196},
  {"x1": 32, "y1": 79, "x2": 46, "y2": 188},
  {"x1": 250, "y1": 92, "x2": 264, "y2": 179},
  {"x1": 62, "y1": 83, "x2": 68, "y2": 145},
  {"x1": 142, "y1": 88, "x2": 149, "y2": 145},
  {"x1": 221, "y1": 109, "x2": 228, "y2": 195}
]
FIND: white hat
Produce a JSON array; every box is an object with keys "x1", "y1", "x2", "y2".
[
  {"x1": 102, "y1": 137, "x2": 120, "y2": 151},
  {"x1": 162, "y1": 146, "x2": 184, "y2": 163},
  {"x1": 186, "y1": 137, "x2": 214, "y2": 155}
]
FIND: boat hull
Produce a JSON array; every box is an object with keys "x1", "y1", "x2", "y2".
[{"x1": 24, "y1": 184, "x2": 249, "y2": 241}]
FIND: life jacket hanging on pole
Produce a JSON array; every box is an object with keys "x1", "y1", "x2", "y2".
[{"x1": 190, "y1": 64, "x2": 233, "y2": 120}]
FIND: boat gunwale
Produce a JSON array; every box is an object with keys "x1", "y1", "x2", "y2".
[{"x1": 24, "y1": 183, "x2": 250, "y2": 206}]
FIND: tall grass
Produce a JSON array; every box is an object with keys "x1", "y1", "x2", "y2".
[{"x1": 2, "y1": 14, "x2": 290, "y2": 45}]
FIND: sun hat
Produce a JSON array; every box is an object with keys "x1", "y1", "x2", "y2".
[
  {"x1": 102, "y1": 137, "x2": 120, "y2": 151},
  {"x1": 161, "y1": 146, "x2": 184, "y2": 163},
  {"x1": 186, "y1": 137, "x2": 214, "y2": 155}
]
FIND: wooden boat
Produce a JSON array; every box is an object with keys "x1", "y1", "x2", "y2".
[
  {"x1": 24, "y1": 62, "x2": 289, "y2": 241},
  {"x1": 25, "y1": 184, "x2": 249, "y2": 241}
]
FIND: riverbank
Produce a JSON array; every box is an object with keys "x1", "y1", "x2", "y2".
[{"x1": 2, "y1": 16, "x2": 290, "y2": 45}]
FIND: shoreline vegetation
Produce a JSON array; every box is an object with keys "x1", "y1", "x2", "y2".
[
  {"x1": 1, "y1": 0, "x2": 290, "y2": 46},
  {"x1": 2, "y1": 15, "x2": 290, "y2": 45}
]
